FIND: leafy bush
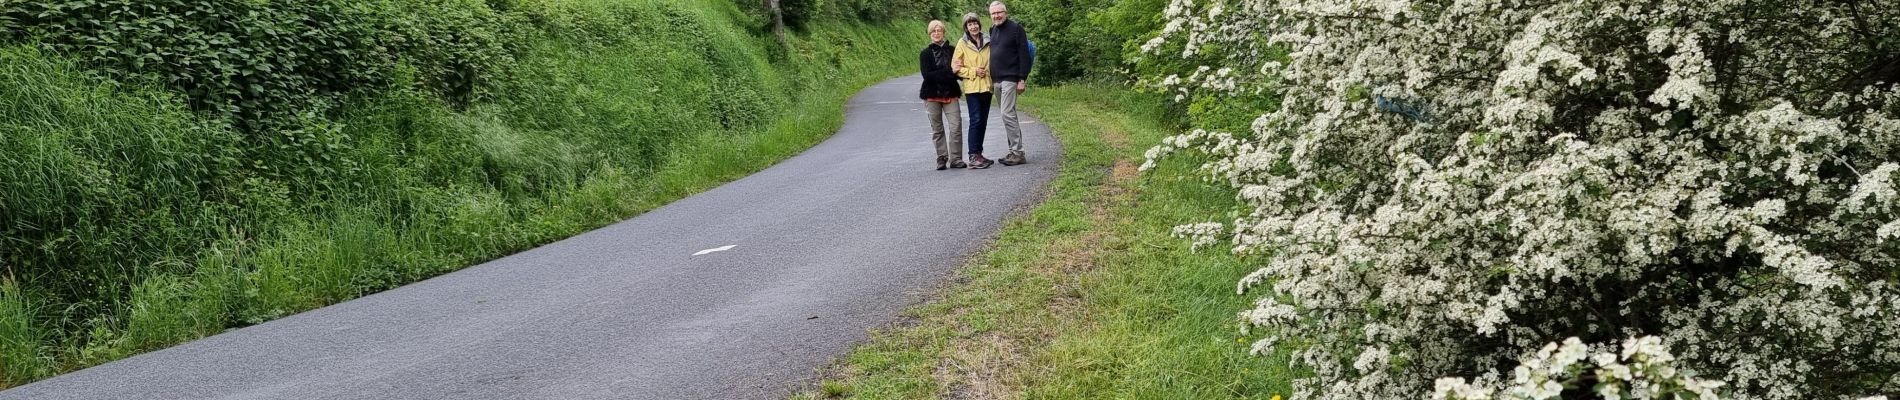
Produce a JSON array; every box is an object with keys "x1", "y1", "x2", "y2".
[
  {"x1": 3, "y1": 0, "x2": 518, "y2": 128},
  {"x1": 781, "y1": 0, "x2": 827, "y2": 28},
  {"x1": 1142, "y1": 0, "x2": 1900, "y2": 398},
  {"x1": 5, "y1": 0, "x2": 392, "y2": 128},
  {"x1": 998, "y1": 0, "x2": 1116, "y2": 83},
  {"x1": 735, "y1": 0, "x2": 953, "y2": 32},
  {"x1": 375, "y1": 0, "x2": 522, "y2": 106}
]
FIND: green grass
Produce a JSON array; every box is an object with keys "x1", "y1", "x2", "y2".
[
  {"x1": 0, "y1": 0, "x2": 926, "y2": 387},
  {"x1": 795, "y1": 85, "x2": 1294, "y2": 399},
  {"x1": 0, "y1": 281, "x2": 54, "y2": 387}
]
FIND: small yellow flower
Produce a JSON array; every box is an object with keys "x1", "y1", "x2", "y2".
[{"x1": 1272, "y1": 395, "x2": 1282, "y2": 400}]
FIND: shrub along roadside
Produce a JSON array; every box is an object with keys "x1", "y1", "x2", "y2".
[
  {"x1": 0, "y1": 0, "x2": 924, "y2": 387},
  {"x1": 2, "y1": 0, "x2": 519, "y2": 128},
  {"x1": 794, "y1": 85, "x2": 1291, "y2": 399}
]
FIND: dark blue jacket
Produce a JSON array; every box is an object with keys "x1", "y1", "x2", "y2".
[{"x1": 988, "y1": 19, "x2": 1032, "y2": 82}]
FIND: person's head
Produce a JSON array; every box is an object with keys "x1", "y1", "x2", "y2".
[
  {"x1": 927, "y1": 20, "x2": 946, "y2": 43},
  {"x1": 962, "y1": 13, "x2": 983, "y2": 36},
  {"x1": 988, "y1": 1, "x2": 1007, "y2": 25}
]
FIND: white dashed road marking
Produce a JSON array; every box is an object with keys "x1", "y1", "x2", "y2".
[{"x1": 693, "y1": 245, "x2": 737, "y2": 256}]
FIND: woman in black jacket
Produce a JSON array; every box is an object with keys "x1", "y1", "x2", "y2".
[{"x1": 919, "y1": 20, "x2": 966, "y2": 170}]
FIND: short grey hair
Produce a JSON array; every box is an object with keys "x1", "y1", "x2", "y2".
[{"x1": 990, "y1": 1, "x2": 1007, "y2": 10}]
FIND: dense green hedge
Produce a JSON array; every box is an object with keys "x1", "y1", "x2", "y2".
[
  {"x1": 3, "y1": 0, "x2": 516, "y2": 127},
  {"x1": 0, "y1": 0, "x2": 928, "y2": 386},
  {"x1": 750, "y1": 0, "x2": 955, "y2": 30}
]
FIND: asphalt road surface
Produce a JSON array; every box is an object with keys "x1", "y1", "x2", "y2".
[{"x1": 1, "y1": 75, "x2": 1059, "y2": 400}]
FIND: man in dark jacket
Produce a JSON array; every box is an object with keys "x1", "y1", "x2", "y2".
[
  {"x1": 920, "y1": 20, "x2": 966, "y2": 170},
  {"x1": 987, "y1": 1, "x2": 1032, "y2": 166}
]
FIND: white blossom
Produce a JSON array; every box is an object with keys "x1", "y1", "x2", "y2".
[{"x1": 1139, "y1": 0, "x2": 1900, "y2": 398}]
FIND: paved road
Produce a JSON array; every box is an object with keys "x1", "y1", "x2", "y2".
[{"x1": 1, "y1": 75, "x2": 1058, "y2": 400}]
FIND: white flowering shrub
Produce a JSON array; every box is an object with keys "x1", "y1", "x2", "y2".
[
  {"x1": 1137, "y1": 0, "x2": 1900, "y2": 398},
  {"x1": 1171, "y1": 222, "x2": 1227, "y2": 252},
  {"x1": 1432, "y1": 336, "x2": 1725, "y2": 400}
]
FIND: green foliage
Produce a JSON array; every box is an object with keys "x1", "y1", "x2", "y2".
[
  {"x1": 983, "y1": 0, "x2": 1255, "y2": 93},
  {"x1": 119, "y1": 273, "x2": 224, "y2": 355},
  {"x1": 0, "y1": 46, "x2": 241, "y2": 317},
  {"x1": 2, "y1": 0, "x2": 519, "y2": 129},
  {"x1": 0, "y1": 280, "x2": 53, "y2": 387},
  {"x1": 375, "y1": 0, "x2": 523, "y2": 106},
  {"x1": 0, "y1": 6, "x2": 14, "y2": 37},
  {"x1": 1185, "y1": 89, "x2": 1280, "y2": 134},
  {"x1": 6, "y1": 0, "x2": 389, "y2": 128},
  {"x1": 1007, "y1": 0, "x2": 1113, "y2": 82},
  {"x1": 736, "y1": 0, "x2": 954, "y2": 32},
  {"x1": 498, "y1": 0, "x2": 786, "y2": 174},
  {"x1": 459, "y1": 112, "x2": 587, "y2": 198},
  {"x1": 977, "y1": 0, "x2": 1167, "y2": 83},
  {"x1": 825, "y1": 0, "x2": 910, "y2": 21},
  {"x1": 781, "y1": 0, "x2": 827, "y2": 28}
]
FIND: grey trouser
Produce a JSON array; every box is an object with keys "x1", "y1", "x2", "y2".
[
  {"x1": 992, "y1": 81, "x2": 1024, "y2": 157},
  {"x1": 925, "y1": 99, "x2": 964, "y2": 162}
]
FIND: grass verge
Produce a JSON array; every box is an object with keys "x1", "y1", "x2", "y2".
[{"x1": 795, "y1": 85, "x2": 1295, "y2": 399}]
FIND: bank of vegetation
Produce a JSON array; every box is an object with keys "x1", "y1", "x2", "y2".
[{"x1": 0, "y1": 0, "x2": 946, "y2": 386}]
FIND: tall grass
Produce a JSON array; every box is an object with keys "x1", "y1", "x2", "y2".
[
  {"x1": 0, "y1": 45, "x2": 239, "y2": 310},
  {"x1": 0, "y1": 0, "x2": 925, "y2": 387},
  {"x1": 1015, "y1": 87, "x2": 1293, "y2": 398},
  {"x1": 0, "y1": 280, "x2": 53, "y2": 386}
]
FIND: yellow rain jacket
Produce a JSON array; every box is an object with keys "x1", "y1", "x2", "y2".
[{"x1": 953, "y1": 35, "x2": 991, "y2": 94}]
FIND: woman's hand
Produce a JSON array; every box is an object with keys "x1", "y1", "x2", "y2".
[{"x1": 976, "y1": 68, "x2": 988, "y2": 78}]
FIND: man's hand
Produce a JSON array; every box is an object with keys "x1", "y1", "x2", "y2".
[{"x1": 1015, "y1": 81, "x2": 1026, "y2": 93}]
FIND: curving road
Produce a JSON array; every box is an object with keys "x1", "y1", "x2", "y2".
[{"x1": 0, "y1": 75, "x2": 1058, "y2": 400}]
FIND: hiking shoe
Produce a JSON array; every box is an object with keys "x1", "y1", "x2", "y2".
[
  {"x1": 968, "y1": 154, "x2": 993, "y2": 169},
  {"x1": 999, "y1": 153, "x2": 1026, "y2": 166},
  {"x1": 936, "y1": 156, "x2": 948, "y2": 170},
  {"x1": 949, "y1": 160, "x2": 968, "y2": 169}
]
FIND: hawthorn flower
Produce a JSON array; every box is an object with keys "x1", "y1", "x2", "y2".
[{"x1": 1139, "y1": 0, "x2": 1900, "y2": 398}]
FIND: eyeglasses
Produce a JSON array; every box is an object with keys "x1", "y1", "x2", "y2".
[{"x1": 989, "y1": 11, "x2": 1006, "y2": 15}]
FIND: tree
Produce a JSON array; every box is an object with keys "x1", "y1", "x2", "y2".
[{"x1": 765, "y1": 0, "x2": 787, "y2": 49}]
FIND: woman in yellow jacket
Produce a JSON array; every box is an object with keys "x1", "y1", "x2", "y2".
[{"x1": 951, "y1": 13, "x2": 995, "y2": 169}]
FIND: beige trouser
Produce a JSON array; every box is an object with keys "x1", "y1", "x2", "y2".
[
  {"x1": 992, "y1": 81, "x2": 1024, "y2": 158},
  {"x1": 926, "y1": 99, "x2": 965, "y2": 163}
]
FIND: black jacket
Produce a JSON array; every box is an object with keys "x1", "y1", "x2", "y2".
[
  {"x1": 919, "y1": 41, "x2": 961, "y2": 99},
  {"x1": 988, "y1": 19, "x2": 1031, "y2": 82}
]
